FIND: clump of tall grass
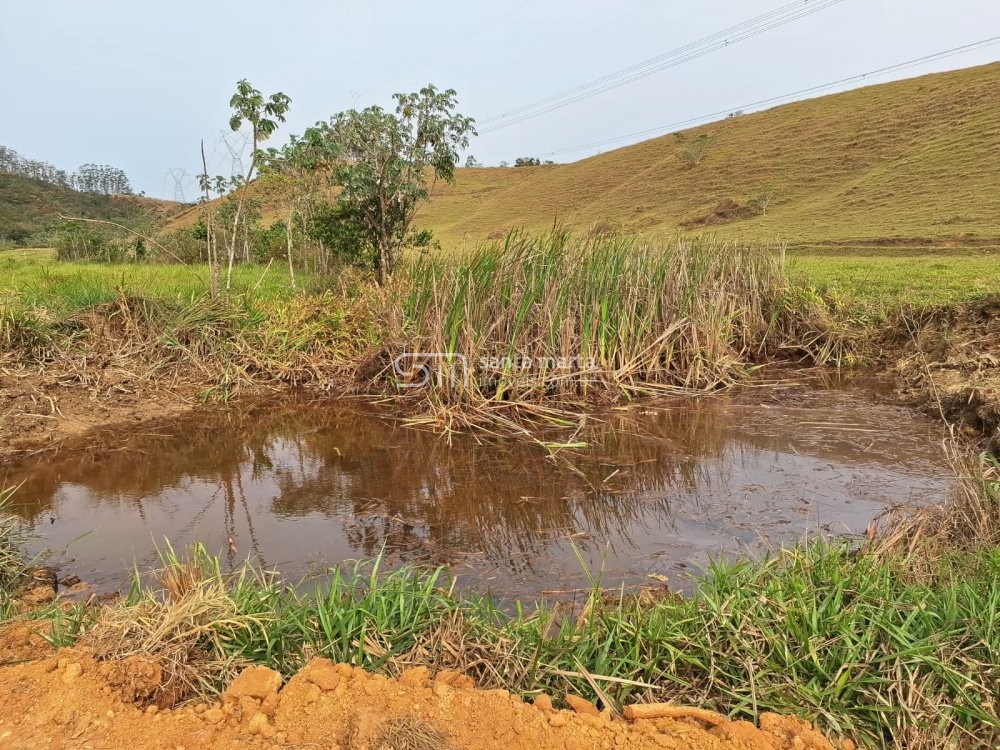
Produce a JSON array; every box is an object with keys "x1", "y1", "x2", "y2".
[
  {"x1": 0, "y1": 487, "x2": 28, "y2": 621},
  {"x1": 82, "y1": 544, "x2": 260, "y2": 704},
  {"x1": 365, "y1": 230, "x2": 838, "y2": 427},
  {"x1": 0, "y1": 307, "x2": 60, "y2": 361},
  {"x1": 220, "y1": 557, "x2": 461, "y2": 676},
  {"x1": 874, "y1": 448, "x2": 1000, "y2": 572}
]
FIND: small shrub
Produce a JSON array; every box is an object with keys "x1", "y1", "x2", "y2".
[
  {"x1": 309, "y1": 202, "x2": 370, "y2": 269},
  {"x1": 678, "y1": 134, "x2": 713, "y2": 167},
  {"x1": 54, "y1": 221, "x2": 136, "y2": 263},
  {"x1": 159, "y1": 228, "x2": 207, "y2": 264}
]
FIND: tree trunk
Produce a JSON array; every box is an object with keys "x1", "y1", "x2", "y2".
[
  {"x1": 225, "y1": 142, "x2": 257, "y2": 291},
  {"x1": 201, "y1": 140, "x2": 219, "y2": 299},
  {"x1": 376, "y1": 240, "x2": 389, "y2": 286},
  {"x1": 286, "y1": 209, "x2": 297, "y2": 290},
  {"x1": 225, "y1": 200, "x2": 242, "y2": 291}
]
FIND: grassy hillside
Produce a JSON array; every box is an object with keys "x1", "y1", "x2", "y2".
[
  {"x1": 0, "y1": 172, "x2": 181, "y2": 245},
  {"x1": 422, "y1": 62, "x2": 1000, "y2": 249},
  {"x1": 163, "y1": 62, "x2": 1000, "y2": 252}
]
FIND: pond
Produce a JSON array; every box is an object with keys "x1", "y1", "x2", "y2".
[{"x1": 5, "y1": 373, "x2": 954, "y2": 600}]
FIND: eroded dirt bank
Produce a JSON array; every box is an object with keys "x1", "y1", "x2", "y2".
[
  {"x1": 895, "y1": 298, "x2": 1000, "y2": 448},
  {"x1": 0, "y1": 629, "x2": 839, "y2": 750},
  {"x1": 0, "y1": 361, "x2": 200, "y2": 464}
]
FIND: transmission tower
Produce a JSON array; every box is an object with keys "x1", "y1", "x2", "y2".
[{"x1": 167, "y1": 168, "x2": 188, "y2": 203}]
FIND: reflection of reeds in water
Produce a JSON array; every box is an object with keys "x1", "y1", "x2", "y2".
[
  {"x1": 7, "y1": 401, "x2": 735, "y2": 567},
  {"x1": 6, "y1": 389, "x2": 950, "y2": 577}
]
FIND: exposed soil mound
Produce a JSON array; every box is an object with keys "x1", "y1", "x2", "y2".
[
  {"x1": 0, "y1": 633, "x2": 842, "y2": 750},
  {"x1": 680, "y1": 198, "x2": 762, "y2": 229}
]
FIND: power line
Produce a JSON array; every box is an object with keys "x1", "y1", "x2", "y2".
[
  {"x1": 481, "y1": 0, "x2": 826, "y2": 124},
  {"x1": 479, "y1": 0, "x2": 662, "y2": 81},
  {"x1": 479, "y1": 0, "x2": 846, "y2": 131},
  {"x1": 533, "y1": 36, "x2": 1000, "y2": 159},
  {"x1": 478, "y1": 0, "x2": 847, "y2": 133}
]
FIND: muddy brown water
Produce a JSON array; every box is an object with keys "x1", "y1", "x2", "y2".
[{"x1": 4, "y1": 374, "x2": 954, "y2": 600}]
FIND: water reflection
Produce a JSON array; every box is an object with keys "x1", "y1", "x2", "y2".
[{"x1": 4, "y1": 377, "x2": 953, "y2": 598}]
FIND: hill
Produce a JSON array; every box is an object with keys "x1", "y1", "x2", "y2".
[
  {"x1": 423, "y1": 62, "x2": 1000, "y2": 250},
  {"x1": 0, "y1": 172, "x2": 182, "y2": 245},
  {"x1": 164, "y1": 62, "x2": 1000, "y2": 252}
]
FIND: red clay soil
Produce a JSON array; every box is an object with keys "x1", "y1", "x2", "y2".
[{"x1": 0, "y1": 625, "x2": 844, "y2": 750}]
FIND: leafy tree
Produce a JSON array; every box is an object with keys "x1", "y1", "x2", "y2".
[
  {"x1": 72, "y1": 164, "x2": 133, "y2": 194},
  {"x1": 464, "y1": 155, "x2": 479, "y2": 168},
  {"x1": 197, "y1": 145, "x2": 231, "y2": 297},
  {"x1": 259, "y1": 123, "x2": 339, "y2": 282},
  {"x1": 324, "y1": 85, "x2": 475, "y2": 283},
  {"x1": 0, "y1": 146, "x2": 133, "y2": 194},
  {"x1": 222, "y1": 79, "x2": 291, "y2": 289},
  {"x1": 514, "y1": 156, "x2": 541, "y2": 167}
]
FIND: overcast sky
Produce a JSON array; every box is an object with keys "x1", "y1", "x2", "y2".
[{"x1": 2, "y1": 0, "x2": 998, "y2": 198}]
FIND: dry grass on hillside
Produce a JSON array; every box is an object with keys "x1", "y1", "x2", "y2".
[{"x1": 164, "y1": 62, "x2": 1000, "y2": 252}]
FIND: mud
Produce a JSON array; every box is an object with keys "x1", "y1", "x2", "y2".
[
  {"x1": 0, "y1": 359, "x2": 199, "y2": 465},
  {"x1": 0, "y1": 629, "x2": 844, "y2": 750}
]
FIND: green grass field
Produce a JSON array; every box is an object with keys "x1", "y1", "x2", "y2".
[
  {"x1": 789, "y1": 254, "x2": 1000, "y2": 307},
  {"x1": 0, "y1": 248, "x2": 300, "y2": 316},
  {"x1": 3, "y1": 247, "x2": 996, "y2": 317}
]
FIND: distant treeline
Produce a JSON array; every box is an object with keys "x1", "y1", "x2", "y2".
[{"x1": 0, "y1": 145, "x2": 133, "y2": 195}]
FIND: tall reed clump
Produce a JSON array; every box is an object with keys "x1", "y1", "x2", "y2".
[
  {"x1": 0, "y1": 487, "x2": 27, "y2": 621},
  {"x1": 378, "y1": 230, "x2": 795, "y2": 425}
]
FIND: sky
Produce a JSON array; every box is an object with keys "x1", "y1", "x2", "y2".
[{"x1": 2, "y1": 0, "x2": 998, "y2": 199}]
